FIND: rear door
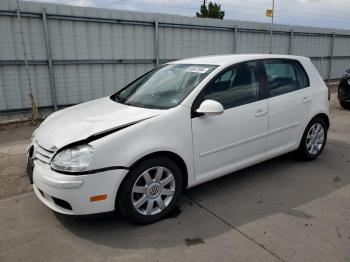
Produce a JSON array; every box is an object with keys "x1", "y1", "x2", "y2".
[{"x1": 262, "y1": 59, "x2": 312, "y2": 157}]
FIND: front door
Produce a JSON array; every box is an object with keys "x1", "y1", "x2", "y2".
[{"x1": 191, "y1": 61, "x2": 268, "y2": 181}]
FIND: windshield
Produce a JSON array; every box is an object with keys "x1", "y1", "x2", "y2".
[{"x1": 111, "y1": 64, "x2": 217, "y2": 109}]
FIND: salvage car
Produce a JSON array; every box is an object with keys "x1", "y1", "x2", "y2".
[
  {"x1": 338, "y1": 68, "x2": 350, "y2": 109},
  {"x1": 27, "y1": 54, "x2": 330, "y2": 224}
]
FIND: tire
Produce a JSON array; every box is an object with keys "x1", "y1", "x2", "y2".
[
  {"x1": 297, "y1": 117, "x2": 327, "y2": 161},
  {"x1": 118, "y1": 156, "x2": 183, "y2": 224},
  {"x1": 340, "y1": 101, "x2": 350, "y2": 110}
]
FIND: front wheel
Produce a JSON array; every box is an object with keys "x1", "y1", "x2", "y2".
[
  {"x1": 297, "y1": 117, "x2": 327, "y2": 160},
  {"x1": 118, "y1": 157, "x2": 183, "y2": 224}
]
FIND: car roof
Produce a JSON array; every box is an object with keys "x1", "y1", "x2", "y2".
[{"x1": 168, "y1": 54, "x2": 309, "y2": 66}]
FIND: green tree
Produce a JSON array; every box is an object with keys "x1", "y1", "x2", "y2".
[{"x1": 196, "y1": 1, "x2": 225, "y2": 19}]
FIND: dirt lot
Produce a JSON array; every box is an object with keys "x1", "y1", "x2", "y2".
[
  {"x1": 0, "y1": 87, "x2": 349, "y2": 262},
  {"x1": 0, "y1": 121, "x2": 36, "y2": 199}
]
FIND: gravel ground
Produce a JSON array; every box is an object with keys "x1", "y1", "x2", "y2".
[{"x1": 0, "y1": 121, "x2": 37, "y2": 199}]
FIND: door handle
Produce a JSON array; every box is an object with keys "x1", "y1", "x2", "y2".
[
  {"x1": 302, "y1": 97, "x2": 311, "y2": 104},
  {"x1": 255, "y1": 109, "x2": 267, "y2": 117}
]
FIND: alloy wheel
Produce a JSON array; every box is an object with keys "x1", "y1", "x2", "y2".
[
  {"x1": 306, "y1": 123, "x2": 325, "y2": 155},
  {"x1": 131, "y1": 166, "x2": 176, "y2": 216}
]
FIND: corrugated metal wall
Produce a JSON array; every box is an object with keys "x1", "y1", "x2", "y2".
[{"x1": 1, "y1": 0, "x2": 350, "y2": 120}]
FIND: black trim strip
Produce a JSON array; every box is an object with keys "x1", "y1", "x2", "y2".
[
  {"x1": 85, "y1": 120, "x2": 144, "y2": 143},
  {"x1": 53, "y1": 166, "x2": 129, "y2": 175},
  {"x1": 54, "y1": 118, "x2": 150, "y2": 155}
]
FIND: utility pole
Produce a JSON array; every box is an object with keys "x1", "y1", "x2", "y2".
[{"x1": 269, "y1": 0, "x2": 275, "y2": 54}]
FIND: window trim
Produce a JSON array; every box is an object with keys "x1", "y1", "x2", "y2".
[
  {"x1": 191, "y1": 59, "x2": 266, "y2": 118},
  {"x1": 260, "y1": 58, "x2": 310, "y2": 98}
]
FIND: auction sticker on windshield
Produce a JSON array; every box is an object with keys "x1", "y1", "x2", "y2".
[{"x1": 185, "y1": 66, "x2": 210, "y2": 74}]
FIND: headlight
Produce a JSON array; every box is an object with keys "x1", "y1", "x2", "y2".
[{"x1": 51, "y1": 144, "x2": 94, "y2": 173}]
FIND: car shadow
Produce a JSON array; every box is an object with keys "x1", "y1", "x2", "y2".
[{"x1": 55, "y1": 140, "x2": 350, "y2": 249}]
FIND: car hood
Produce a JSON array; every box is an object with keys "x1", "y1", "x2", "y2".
[{"x1": 35, "y1": 97, "x2": 163, "y2": 151}]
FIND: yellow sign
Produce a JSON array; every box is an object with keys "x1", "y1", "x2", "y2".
[{"x1": 266, "y1": 9, "x2": 273, "y2": 17}]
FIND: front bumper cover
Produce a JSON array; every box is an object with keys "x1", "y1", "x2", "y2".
[{"x1": 31, "y1": 160, "x2": 128, "y2": 215}]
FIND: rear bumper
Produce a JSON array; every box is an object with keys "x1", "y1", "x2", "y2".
[{"x1": 32, "y1": 160, "x2": 128, "y2": 215}]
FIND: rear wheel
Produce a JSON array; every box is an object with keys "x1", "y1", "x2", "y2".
[
  {"x1": 118, "y1": 157, "x2": 183, "y2": 224},
  {"x1": 297, "y1": 117, "x2": 327, "y2": 160}
]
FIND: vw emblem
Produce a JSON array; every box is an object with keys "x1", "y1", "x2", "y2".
[{"x1": 148, "y1": 185, "x2": 160, "y2": 197}]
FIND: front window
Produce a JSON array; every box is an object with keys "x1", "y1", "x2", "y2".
[
  {"x1": 202, "y1": 61, "x2": 260, "y2": 110},
  {"x1": 111, "y1": 64, "x2": 217, "y2": 109}
]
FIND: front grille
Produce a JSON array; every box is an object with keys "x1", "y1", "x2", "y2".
[{"x1": 34, "y1": 142, "x2": 54, "y2": 164}]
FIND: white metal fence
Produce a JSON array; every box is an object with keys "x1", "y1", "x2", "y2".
[{"x1": 1, "y1": 0, "x2": 350, "y2": 119}]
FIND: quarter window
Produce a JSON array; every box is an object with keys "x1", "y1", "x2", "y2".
[
  {"x1": 263, "y1": 59, "x2": 309, "y2": 97},
  {"x1": 293, "y1": 62, "x2": 310, "y2": 89},
  {"x1": 202, "y1": 62, "x2": 260, "y2": 110}
]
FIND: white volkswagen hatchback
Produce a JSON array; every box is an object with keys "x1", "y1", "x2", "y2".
[{"x1": 28, "y1": 54, "x2": 329, "y2": 224}]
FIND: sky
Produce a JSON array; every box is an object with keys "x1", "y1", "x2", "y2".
[{"x1": 24, "y1": 0, "x2": 350, "y2": 30}]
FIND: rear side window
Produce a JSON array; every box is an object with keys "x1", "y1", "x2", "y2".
[{"x1": 263, "y1": 59, "x2": 309, "y2": 97}]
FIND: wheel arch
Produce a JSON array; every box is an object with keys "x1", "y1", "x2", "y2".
[
  {"x1": 296, "y1": 112, "x2": 329, "y2": 160},
  {"x1": 297, "y1": 112, "x2": 330, "y2": 151},
  {"x1": 311, "y1": 113, "x2": 330, "y2": 130},
  {"x1": 114, "y1": 151, "x2": 189, "y2": 210}
]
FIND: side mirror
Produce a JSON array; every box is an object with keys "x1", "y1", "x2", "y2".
[{"x1": 196, "y1": 100, "x2": 224, "y2": 116}]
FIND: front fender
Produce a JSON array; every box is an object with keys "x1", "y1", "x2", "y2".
[{"x1": 89, "y1": 105, "x2": 195, "y2": 184}]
